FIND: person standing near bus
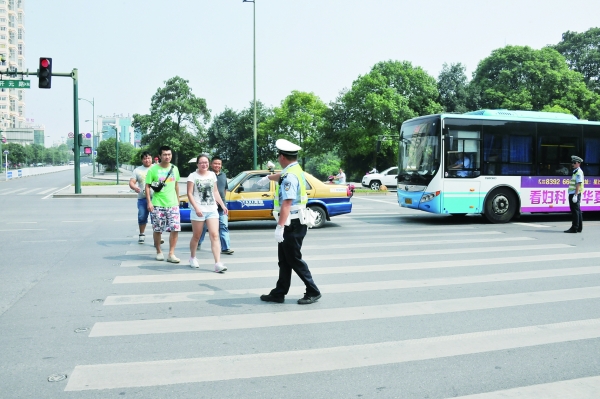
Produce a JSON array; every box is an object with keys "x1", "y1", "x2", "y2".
[{"x1": 565, "y1": 155, "x2": 584, "y2": 233}]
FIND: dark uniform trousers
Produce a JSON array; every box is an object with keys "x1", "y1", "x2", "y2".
[
  {"x1": 568, "y1": 193, "x2": 583, "y2": 231},
  {"x1": 271, "y1": 219, "x2": 320, "y2": 298}
]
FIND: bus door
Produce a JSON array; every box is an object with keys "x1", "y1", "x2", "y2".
[{"x1": 443, "y1": 125, "x2": 482, "y2": 214}]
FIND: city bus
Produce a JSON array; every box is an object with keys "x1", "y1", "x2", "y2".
[{"x1": 396, "y1": 109, "x2": 600, "y2": 223}]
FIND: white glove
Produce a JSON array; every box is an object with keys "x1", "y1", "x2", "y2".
[
  {"x1": 258, "y1": 176, "x2": 270, "y2": 186},
  {"x1": 572, "y1": 194, "x2": 578, "y2": 203},
  {"x1": 274, "y1": 225, "x2": 284, "y2": 243}
]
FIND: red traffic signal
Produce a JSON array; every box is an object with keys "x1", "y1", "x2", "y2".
[
  {"x1": 38, "y1": 57, "x2": 52, "y2": 89},
  {"x1": 83, "y1": 146, "x2": 92, "y2": 155}
]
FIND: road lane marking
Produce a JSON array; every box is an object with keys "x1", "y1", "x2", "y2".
[
  {"x1": 109, "y1": 251, "x2": 600, "y2": 287},
  {"x1": 108, "y1": 265, "x2": 600, "y2": 305},
  {"x1": 0, "y1": 187, "x2": 28, "y2": 195},
  {"x1": 511, "y1": 222, "x2": 552, "y2": 228},
  {"x1": 0, "y1": 228, "x2": 45, "y2": 232},
  {"x1": 448, "y1": 375, "x2": 600, "y2": 398},
  {"x1": 61, "y1": 220, "x2": 87, "y2": 223},
  {"x1": 43, "y1": 184, "x2": 71, "y2": 199},
  {"x1": 17, "y1": 188, "x2": 46, "y2": 195},
  {"x1": 6, "y1": 221, "x2": 37, "y2": 224},
  {"x1": 37, "y1": 187, "x2": 59, "y2": 194},
  {"x1": 65, "y1": 318, "x2": 600, "y2": 391},
  {"x1": 118, "y1": 240, "x2": 552, "y2": 268},
  {"x1": 93, "y1": 286, "x2": 600, "y2": 336},
  {"x1": 124, "y1": 231, "x2": 504, "y2": 255}
]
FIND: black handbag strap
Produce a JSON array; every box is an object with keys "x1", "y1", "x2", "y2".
[{"x1": 163, "y1": 165, "x2": 175, "y2": 182}]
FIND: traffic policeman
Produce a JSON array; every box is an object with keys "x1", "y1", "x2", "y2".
[
  {"x1": 260, "y1": 139, "x2": 322, "y2": 305},
  {"x1": 565, "y1": 155, "x2": 584, "y2": 233}
]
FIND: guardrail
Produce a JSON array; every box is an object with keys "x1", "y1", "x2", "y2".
[{"x1": 2, "y1": 165, "x2": 74, "y2": 180}]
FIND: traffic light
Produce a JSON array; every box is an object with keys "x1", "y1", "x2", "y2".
[
  {"x1": 38, "y1": 57, "x2": 52, "y2": 89},
  {"x1": 83, "y1": 146, "x2": 92, "y2": 155},
  {"x1": 1, "y1": 133, "x2": 6, "y2": 143}
]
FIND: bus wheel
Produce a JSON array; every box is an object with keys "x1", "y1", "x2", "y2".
[{"x1": 484, "y1": 188, "x2": 517, "y2": 223}]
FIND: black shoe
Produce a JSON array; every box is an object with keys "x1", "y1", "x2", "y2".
[
  {"x1": 297, "y1": 294, "x2": 321, "y2": 305},
  {"x1": 577, "y1": 229, "x2": 582, "y2": 233},
  {"x1": 564, "y1": 229, "x2": 577, "y2": 233},
  {"x1": 260, "y1": 294, "x2": 284, "y2": 303}
]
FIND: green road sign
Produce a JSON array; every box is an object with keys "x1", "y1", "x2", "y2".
[{"x1": 0, "y1": 80, "x2": 31, "y2": 89}]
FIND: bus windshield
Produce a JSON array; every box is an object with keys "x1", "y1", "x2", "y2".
[{"x1": 398, "y1": 117, "x2": 440, "y2": 185}]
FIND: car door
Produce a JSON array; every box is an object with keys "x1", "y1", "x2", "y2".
[
  {"x1": 227, "y1": 173, "x2": 274, "y2": 220},
  {"x1": 383, "y1": 167, "x2": 398, "y2": 187}
]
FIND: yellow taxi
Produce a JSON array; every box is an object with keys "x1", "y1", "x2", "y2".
[{"x1": 179, "y1": 170, "x2": 353, "y2": 228}]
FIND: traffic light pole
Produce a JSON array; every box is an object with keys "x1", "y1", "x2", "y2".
[{"x1": 47, "y1": 69, "x2": 82, "y2": 193}]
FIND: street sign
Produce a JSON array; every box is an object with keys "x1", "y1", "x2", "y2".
[
  {"x1": 0, "y1": 80, "x2": 31, "y2": 89},
  {"x1": 68, "y1": 132, "x2": 74, "y2": 138},
  {"x1": 84, "y1": 132, "x2": 92, "y2": 139}
]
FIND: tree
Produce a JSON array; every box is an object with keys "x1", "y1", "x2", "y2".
[
  {"x1": 4, "y1": 143, "x2": 26, "y2": 166},
  {"x1": 469, "y1": 45, "x2": 599, "y2": 119},
  {"x1": 262, "y1": 91, "x2": 329, "y2": 168},
  {"x1": 132, "y1": 76, "x2": 210, "y2": 171},
  {"x1": 96, "y1": 138, "x2": 135, "y2": 170},
  {"x1": 207, "y1": 101, "x2": 274, "y2": 176},
  {"x1": 328, "y1": 60, "x2": 442, "y2": 178},
  {"x1": 552, "y1": 28, "x2": 600, "y2": 94},
  {"x1": 437, "y1": 63, "x2": 469, "y2": 113}
]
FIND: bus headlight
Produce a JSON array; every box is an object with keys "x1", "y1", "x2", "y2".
[{"x1": 420, "y1": 191, "x2": 440, "y2": 203}]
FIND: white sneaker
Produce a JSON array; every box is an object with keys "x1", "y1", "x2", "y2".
[
  {"x1": 214, "y1": 262, "x2": 227, "y2": 273},
  {"x1": 156, "y1": 252, "x2": 164, "y2": 261},
  {"x1": 167, "y1": 254, "x2": 181, "y2": 264},
  {"x1": 189, "y1": 257, "x2": 200, "y2": 269},
  {"x1": 138, "y1": 234, "x2": 145, "y2": 244}
]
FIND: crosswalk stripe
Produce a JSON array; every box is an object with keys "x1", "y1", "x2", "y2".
[
  {"x1": 37, "y1": 187, "x2": 59, "y2": 194},
  {"x1": 108, "y1": 251, "x2": 600, "y2": 288},
  {"x1": 227, "y1": 224, "x2": 478, "y2": 236},
  {"x1": 0, "y1": 187, "x2": 28, "y2": 195},
  {"x1": 65, "y1": 318, "x2": 600, "y2": 391},
  {"x1": 124, "y1": 231, "x2": 504, "y2": 255},
  {"x1": 17, "y1": 188, "x2": 45, "y2": 195},
  {"x1": 449, "y1": 375, "x2": 600, "y2": 398},
  {"x1": 92, "y1": 286, "x2": 600, "y2": 337},
  {"x1": 108, "y1": 266, "x2": 600, "y2": 304},
  {"x1": 118, "y1": 242, "x2": 567, "y2": 268}
]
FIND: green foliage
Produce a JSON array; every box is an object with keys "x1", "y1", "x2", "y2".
[
  {"x1": 207, "y1": 101, "x2": 274, "y2": 176},
  {"x1": 304, "y1": 152, "x2": 340, "y2": 181},
  {"x1": 133, "y1": 76, "x2": 210, "y2": 171},
  {"x1": 4, "y1": 142, "x2": 26, "y2": 165},
  {"x1": 437, "y1": 63, "x2": 469, "y2": 113},
  {"x1": 329, "y1": 60, "x2": 442, "y2": 178},
  {"x1": 96, "y1": 138, "x2": 135, "y2": 170},
  {"x1": 262, "y1": 91, "x2": 329, "y2": 168},
  {"x1": 468, "y1": 45, "x2": 598, "y2": 119},
  {"x1": 552, "y1": 27, "x2": 600, "y2": 94}
]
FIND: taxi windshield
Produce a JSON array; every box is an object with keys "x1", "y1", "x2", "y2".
[{"x1": 227, "y1": 171, "x2": 249, "y2": 191}]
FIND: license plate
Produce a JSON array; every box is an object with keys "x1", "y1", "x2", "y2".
[{"x1": 405, "y1": 198, "x2": 412, "y2": 204}]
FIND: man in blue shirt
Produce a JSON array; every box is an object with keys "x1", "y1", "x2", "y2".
[{"x1": 259, "y1": 139, "x2": 321, "y2": 305}]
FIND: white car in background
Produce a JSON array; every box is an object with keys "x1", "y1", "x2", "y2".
[{"x1": 361, "y1": 166, "x2": 398, "y2": 190}]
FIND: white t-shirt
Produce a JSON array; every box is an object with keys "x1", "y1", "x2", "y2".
[
  {"x1": 336, "y1": 172, "x2": 346, "y2": 184},
  {"x1": 131, "y1": 165, "x2": 151, "y2": 199},
  {"x1": 188, "y1": 171, "x2": 218, "y2": 212}
]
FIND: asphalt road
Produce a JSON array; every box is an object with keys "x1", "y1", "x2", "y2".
[{"x1": 2, "y1": 170, "x2": 600, "y2": 398}]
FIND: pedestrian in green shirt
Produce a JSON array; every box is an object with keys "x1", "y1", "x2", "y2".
[{"x1": 145, "y1": 146, "x2": 181, "y2": 262}]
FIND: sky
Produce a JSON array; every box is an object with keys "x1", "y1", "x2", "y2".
[{"x1": 24, "y1": 0, "x2": 599, "y2": 146}]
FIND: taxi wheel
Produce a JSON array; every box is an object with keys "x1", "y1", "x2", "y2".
[{"x1": 309, "y1": 206, "x2": 327, "y2": 229}]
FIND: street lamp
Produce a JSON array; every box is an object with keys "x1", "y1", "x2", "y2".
[
  {"x1": 108, "y1": 124, "x2": 119, "y2": 184},
  {"x1": 78, "y1": 97, "x2": 95, "y2": 176},
  {"x1": 3, "y1": 150, "x2": 8, "y2": 180},
  {"x1": 243, "y1": 0, "x2": 258, "y2": 170}
]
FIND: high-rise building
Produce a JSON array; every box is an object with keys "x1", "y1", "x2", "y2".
[{"x1": 0, "y1": 0, "x2": 25, "y2": 129}]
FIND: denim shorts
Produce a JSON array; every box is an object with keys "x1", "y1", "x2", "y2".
[
  {"x1": 190, "y1": 209, "x2": 219, "y2": 222},
  {"x1": 137, "y1": 198, "x2": 150, "y2": 225}
]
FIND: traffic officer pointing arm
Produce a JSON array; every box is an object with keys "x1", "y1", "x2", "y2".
[{"x1": 260, "y1": 139, "x2": 322, "y2": 305}]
